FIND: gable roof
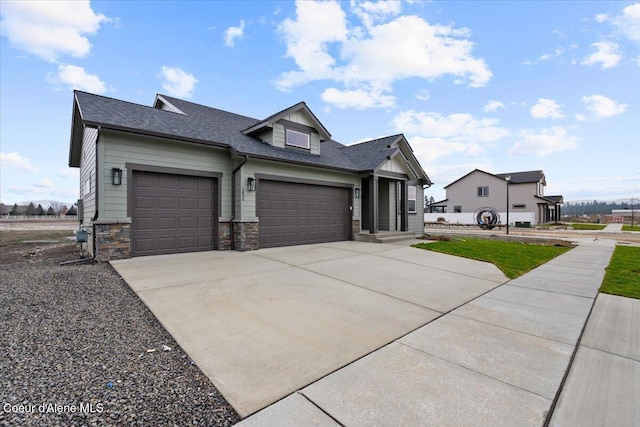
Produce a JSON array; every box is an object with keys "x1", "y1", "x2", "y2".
[
  {"x1": 241, "y1": 101, "x2": 331, "y2": 141},
  {"x1": 68, "y1": 91, "x2": 430, "y2": 183},
  {"x1": 444, "y1": 168, "x2": 546, "y2": 188}
]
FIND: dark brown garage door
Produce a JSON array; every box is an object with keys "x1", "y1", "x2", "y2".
[
  {"x1": 257, "y1": 180, "x2": 350, "y2": 248},
  {"x1": 131, "y1": 171, "x2": 216, "y2": 256}
]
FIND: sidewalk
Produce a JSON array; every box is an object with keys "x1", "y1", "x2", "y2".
[
  {"x1": 602, "y1": 223, "x2": 623, "y2": 232},
  {"x1": 550, "y1": 293, "x2": 640, "y2": 426},
  {"x1": 236, "y1": 240, "x2": 622, "y2": 426}
]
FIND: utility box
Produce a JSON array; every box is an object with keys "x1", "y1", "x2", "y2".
[{"x1": 76, "y1": 230, "x2": 88, "y2": 243}]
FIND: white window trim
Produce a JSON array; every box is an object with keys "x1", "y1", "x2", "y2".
[
  {"x1": 477, "y1": 186, "x2": 489, "y2": 197},
  {"x1": 285, "y1": 129, "x2": 310, "y2": 149},
  {"x1": 408, "y1": 185, "x2": 417, "y2": 214}
]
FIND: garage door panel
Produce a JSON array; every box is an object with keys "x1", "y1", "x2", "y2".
[
  {"x1": 132, "y1": 171, "x2": 216, "y2": 256},
  {"x1": 134, "y1": 195, "x2": 155, "y2": 209},
  {"x1": 258, "y1": 180, "x2": 350, "y2": 249}
]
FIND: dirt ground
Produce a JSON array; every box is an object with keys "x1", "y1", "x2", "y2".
[{"x1": 0, "y1": 219, "x2": 82, "y2": 264}]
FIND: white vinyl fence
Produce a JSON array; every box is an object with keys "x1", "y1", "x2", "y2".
[{"x1": 424, "y1": 212, "x2": 535, "y2": 226}]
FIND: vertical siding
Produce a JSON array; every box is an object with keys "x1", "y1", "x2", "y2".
[
  {"x1": 241, "y1": 159, "x2": 360, "y2": 222},
  {"x1": 101, "y1": 132, "x2": 232, "y2": 220}
]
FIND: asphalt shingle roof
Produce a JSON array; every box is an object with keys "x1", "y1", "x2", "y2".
[
  {"x1": 495, "y1": 170, "x2": 544, "y2": 184},
  {"x1": 74, "y1": 91, "x2": 396, "y2": 172}
]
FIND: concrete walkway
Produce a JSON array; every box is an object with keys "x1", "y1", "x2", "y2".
[
  {"x1": 237, "y1": 240, "x2": 619, "y2": 426},
  {"x1": 550, "y1": 293, "x2": 640, "y2": 426},
  {"x1": 602, "y1": 223, "x2": 623, "y2": 232}
]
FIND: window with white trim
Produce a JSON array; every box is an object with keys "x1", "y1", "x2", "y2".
[
  {"x1": 408, "y1": 185, "x2": 417, "y2": 213},
  {"x1": 477, "y1": 186, "x2": 489, "y2": 197},
  {"x1": 285, "y1": 129, "x2": 310, "y2": 149}
]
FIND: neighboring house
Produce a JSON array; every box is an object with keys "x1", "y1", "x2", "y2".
[
  {"x1": 68, "y1": 91, "x2": 431, "y2": 260},
  {"x1": 426, "y1": 169, "x2": 563, "y2": 225}
]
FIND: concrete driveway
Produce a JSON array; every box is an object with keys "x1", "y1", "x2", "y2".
[{"x1": 111, "y1": 241, "x2": 507, "y2": 418}]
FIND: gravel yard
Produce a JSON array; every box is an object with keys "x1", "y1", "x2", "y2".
[{"x1": 0, "y1": 239, "x2": 239, "y2": 426}]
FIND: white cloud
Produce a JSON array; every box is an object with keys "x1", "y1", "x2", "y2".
[
  {"x1": 321, "y1": 86, "x2": 395, "y2": 109},
  {"x1": 414, "y1": 89, "x2": 430, "y2": 102},
  {"x1": 581, "y1": 94, "x2": 627, "y2": 118},
  {"x1": 0, "y1": 152, "x2": 39, "y2": 173},
  {"x1": 523, "y1": 47, "x2": 565, "y2": 65},
  {"x1": 224, "y1": 19, "x2": 245, "y2": 47},
  {"x1": 530, "y1": 98, "x2": 564, "y2": 119},
  {"x1": 276, "y1": 1, "x2": 491, "y2": 109},
  {"x1": 160, "y1": 66, "x2": 198, "y2": 98},
  {"x1": 57, "y1": 168, "x2": 78, "y2": 180},
  {"x1": 10, "y1": 182, "x2": 78, "y2": 199},
  {"x1": 276, "y1": 0, "x2": 348, "y2": 90},
  {"x1": 509, "y1": 126, "x2": 579, "y2": 156},
  {"x1": 613, "y1": 3, "x2": 640, "y2": 44},
  {"x1": 0, "y1": 0, "x2": 108, "y2": 62},
  {"x1": 33, "y1": 178, "x2": 54, "y2": 189},
  {"x1": 595, "y1": 14, "x2": 609, "y2": 23},
  {"x1": 351, "y1": 0, "x2": 402, "y2": 29},
  {"x1": 484, "y1": 100, "x2": 504, "y2": 112},
  {"x1": 581, "y1": 41, "x2": 621, "y2": 69},
  {"x1": 575, "y1": 114, "x2": 587, "y2": 122},
  {"x1": 47, "y1": 64, "x2": 106, "y2": 93},
  {"x1": 393, "y1": 110, "x2": 510, "y2": 162}
]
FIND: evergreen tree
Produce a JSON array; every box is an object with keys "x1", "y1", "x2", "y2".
[
  {"x1": 25, "y1": 202, "x2": 36, "y2": 216},
  {"x1": 11, "y1": 203, "x2": 19, "y2": 216},
  {"x1": 47, "y1": 206, "x2": 55, "y2": 216},
  {"x1": 36, "y1": 204, "x2": 44, "y2": 216}
]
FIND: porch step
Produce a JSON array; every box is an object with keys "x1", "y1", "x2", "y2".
[{"x1": 355, "y1": 231, "x2": 417, "y2": 244}]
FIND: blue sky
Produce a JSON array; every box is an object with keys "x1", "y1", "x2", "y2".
[{"x1": 1, "y1": 0, "x2": 639, "y2": 206}]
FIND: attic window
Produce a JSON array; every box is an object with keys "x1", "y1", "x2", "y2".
[{"x1": 286, "y1": 129, "x2": 310, "y2": 149}]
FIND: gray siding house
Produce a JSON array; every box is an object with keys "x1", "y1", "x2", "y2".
[
  {"x1": 428, "y1": 169, "x2": 563, "y2": 225},
  {"x1": 68, "y1": 92, "x2": 431, "y2": 260}
]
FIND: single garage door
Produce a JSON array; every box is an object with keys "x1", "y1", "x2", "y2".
[
  {"x1": 131, "y1": 171, "x2": 216, "y2": 256},
  {"x1": 257, "y1": 180, "x2": 350, "y2": 248}
]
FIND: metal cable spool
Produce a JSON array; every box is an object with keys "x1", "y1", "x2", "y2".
[{"x1": 474, "y1": 207, "x2": 501, "y2": 230}]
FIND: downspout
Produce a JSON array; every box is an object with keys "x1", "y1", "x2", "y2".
[
  {"x1": 61, "y1": 125, "x2": 101, "y2": 265},
  {"x1": 230, "y1": 155, "x2": 249, "y2": 250},
  {"x1": 91, "y1": 126, "x2": 101, "y2": 259}
]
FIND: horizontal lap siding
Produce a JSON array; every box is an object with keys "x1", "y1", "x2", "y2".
[
  {"x1": 408, "y1": 184, "x2": 424, "y2": 234},
  {"x1": 101, "y1": 132, "x2": 231, "y2": 221}
]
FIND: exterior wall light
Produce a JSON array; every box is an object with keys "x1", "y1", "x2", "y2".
[
  {"x1": 247, "y1": 177, "x2": 256, "y2": 191},
  {"x1": 355, "y1": 187, "x2": 361, "y2": 198},
  {"x1": 112, "y1": 168, "x2": 122, "y2": 186}
]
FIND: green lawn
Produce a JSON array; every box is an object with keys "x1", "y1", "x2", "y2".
[
  {"x1": 413, "y1": 239, "x2": 571, "y2": 279},
  {"x1": 569, "y1": 223, "x2": 606, "y2": 230},
  {"x1": 622, "y1": 225, "x2": 640, "y2": 232},
  {"x1": 600, "y1": 246, "x2": 640, "y2": 299}
]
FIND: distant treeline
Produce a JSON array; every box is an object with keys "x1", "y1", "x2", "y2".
[{"x1": 563, "y1": 200, "x2": 636, "y2": 216}]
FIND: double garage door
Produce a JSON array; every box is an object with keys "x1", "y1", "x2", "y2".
[
  {"x1": 131, "y1": 171, "x2": 216, "y2": 257},
  {"x1": 131, "y1": 172, "x2": 350, "y2": 255},
  {"x1": 257, "y1": 180, "x2": 351, "y2": 249}
]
